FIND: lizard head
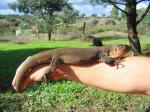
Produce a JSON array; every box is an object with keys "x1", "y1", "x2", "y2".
[{"x1": 106, "y1": 44, "x2": 133, "y2": 58}]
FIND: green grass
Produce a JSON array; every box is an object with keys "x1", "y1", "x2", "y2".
[{"x1": 0, "y1": 38, "x2": 150, "y2": 112}]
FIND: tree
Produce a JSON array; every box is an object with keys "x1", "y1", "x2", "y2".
[
  {"x1": 140, "y1": 8, "x2": 150, "y2": 25},
  {"x1": 80, "y1": 14, "x2": 86, "y2": 18},
  {"x1": 102, "y1": 14, "x2": 106, "y2": 17},
  {"x1": 91, "y1": 13, "x2": 98, "y2": 17},
  {"x1": 111, "y1": 6, "x2": 119, "y2": 18},
  {"x1": 9, "y1": 0, "x2": 71, "y2": 40},
  {"x1": 121, "y1": 6, "x2": 127, "y2": 18},
  {"x1": 138, "y1": 9, "x2": 150, "y2": 34},
  {"x1": 60, "y1": 6, "x2": 79, "y2": 26},
  {"x1": 91, "y1": 0, "x2": 150, "y2": 55}
]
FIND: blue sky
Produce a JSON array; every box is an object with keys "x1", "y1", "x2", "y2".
[{"x1": 0, "y1": 0, "x2": 149, "y2": 16}]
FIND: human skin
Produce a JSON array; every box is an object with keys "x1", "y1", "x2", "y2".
[{"x1": 12, "y1": 56, "x2": 150, "y2": 95}]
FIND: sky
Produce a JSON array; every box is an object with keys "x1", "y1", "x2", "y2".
[{"x1": 0, "y1": 0, "x2": 149, "y2": 16}]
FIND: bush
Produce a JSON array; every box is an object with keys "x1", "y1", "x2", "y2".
[
  {"x1": 105, "y1": 19, "x2": 116, "y2": 25},
  {"x1": 0, "y1": 19, "x2": 16, "y2": 36},
  {"x1": 87, "y1": 26, "x2": 111, "y2": 34},
  {"x1": 90, "y1": 18, "x2": 99, "y2": 26},
  {"x1": 54, "y1": 26, "x2": 68, "y2": 34},
  {"x1": 138, "y1": 24, "x2": 150, "y2": 36}
]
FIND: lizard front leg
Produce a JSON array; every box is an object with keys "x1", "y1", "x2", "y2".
[
  {"x1": 99, "y1": 55, "x2": 120, "y2": 68},
  {"x1": 43, "y1": 56, "x2": 61, "y2": 81}
]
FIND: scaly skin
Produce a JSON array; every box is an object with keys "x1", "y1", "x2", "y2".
[{"x1": 14, "y1": 44, "x2": 133, "y2": 92}]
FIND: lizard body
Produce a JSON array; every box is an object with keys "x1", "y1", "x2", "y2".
[{"x1": 14, "y1": 44, "x2": 133, "y2": 92}]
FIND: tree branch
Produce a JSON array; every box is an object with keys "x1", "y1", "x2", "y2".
[
  {"x1": 137, "y1": 0, "x2": 150, "y2": 4},
  {"x1": 136, "y1": 2, "x2": 150, "y2": 25},
  {"x1": 109, "y1": 0, "x2": 128, "y2": 15},
  {"x1": 40, "y1": 10, "x2": 46, "y2": 21},
  {"x1": 109, "y1": 1, "x2": 126, "y2": 5},
  {"x1": 92, "y1": 0, "x2": 126, "y2": 5}
]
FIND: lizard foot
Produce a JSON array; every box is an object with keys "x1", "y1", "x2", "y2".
[
  {"x1": 100, "y1": 56, "x2": 123, "y2": 69},
  {"x1": 43, "y1": 73, "x2": 53, "y2": 83},
  {"x1": 43, "y1": 74, "x2": 48, "y2": 82},
  {"x1": 43, "y1": 56, "x2": 60, "y2": 82},
  {"x1": 42, "y1": 68, "x2": 53, "y2": 82},
  {"x1": 113, "y1": 59, "x2": 124, "y2": 69}
]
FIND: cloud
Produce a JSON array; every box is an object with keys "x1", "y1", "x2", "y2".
[
  {"x1": 72, "y1": 4, "x2": 111, "y2": 16},
  {"x1": 0, "y1": 0, "x2": 16, "y2": 14},
  {"x1": 1, "y1": 0, "x2": 148, "y2": 16},
  {"x1": 0, "y1": 0, "x2": 16, "y2": 7},
  {"x1": 70, "y1": 0, "x2": 112, "y2": 16},
  {"x1": 107, "y1": 5, "x2": 113, "y2": 10},
  {"x1": 0, "y1": 9, "x2": 16, "y2": 15},
  {"x1": 0, "y1": 0, "x2": 111, "y2": 16},
  {"x1": 69, "y1": 0, "x2": 90, "y2": 4},
  {"x1": 137, "y1": 3, "x2": 148, "y2": 10},
  {"x1": 71, "y1": 1, "x2": 149, "y2": 16}
]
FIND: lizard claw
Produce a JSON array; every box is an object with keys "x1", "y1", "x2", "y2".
[
  {"x1": 113, "y1": 59, "x2": 124, "y2": 69},
  {"x1": 43, "y1": 74, "x2": 47, "y2": 82},
  {"x1": 100, "y1": 56, "x2": 124, "y2": 69},
  {"x1": 43, "y1": 71, "x2": 53, "y2": 82}
]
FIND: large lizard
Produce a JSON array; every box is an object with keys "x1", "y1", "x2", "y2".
[{"x1": 14, "y1": 44, "x2": 133, "y2": 92}]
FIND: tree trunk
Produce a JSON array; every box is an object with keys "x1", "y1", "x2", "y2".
[
  {"x1": 47, "y1": 24, "x2": 52, "y2": 40},
  {"x1": 126, "y1": 0, "x2": 142, "y2": 55},
  {"x1": 83, "y1": 21, "x2": 86, "y2": 34},
  {"x1": 47, "y1": 16, "x2": 54, "y2": 41},
  {"x1": 37, "y1": 22, "x2": 40, "y2": 39},
  {"x1": 48, "y1": 31, "x2": 52, "y2": 40}
]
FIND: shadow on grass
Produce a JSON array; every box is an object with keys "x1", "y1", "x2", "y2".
[
  {"x1": 0, "y1": 39, "x2": 11, "y2": 43},
  {"x1": 0, "y1": 47, "x2": 59, "y2": 93},
  {"x1": 142, "y1": 44, "x2": 150, "y2": 56}
]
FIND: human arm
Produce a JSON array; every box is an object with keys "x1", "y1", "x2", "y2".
[{"x1": 12, "y1": 56, "x2": 150, "y2": 95}]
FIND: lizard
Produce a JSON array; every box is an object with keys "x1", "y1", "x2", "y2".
[{"x1": 14, "y1": 44, "x2": 133, "y2": 92}]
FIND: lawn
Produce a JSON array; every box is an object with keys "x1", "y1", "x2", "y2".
[{"x1": 0, "y1": 38, "x2": 150, "y2": 112}]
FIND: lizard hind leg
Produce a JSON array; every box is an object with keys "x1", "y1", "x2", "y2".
[{"x1": 43, "y1": 56, "x2": 61, "y2": 81}]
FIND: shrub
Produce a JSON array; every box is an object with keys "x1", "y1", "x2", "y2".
[
  {"x1": 54, "y1": 26, "x2": 68, "y2": 34},
  {"x1": 90, "y1": 18, "x2": 99, "y2": 26},
  {"x1": 0, "y1": 19, "x2": 16, "y2": 36},
  {"x1": 87, "y1": 26, "x2": 111, "y2": 34},
  {"x1": 105, "y1": 19, "x2": 116, "y2": 25}
]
